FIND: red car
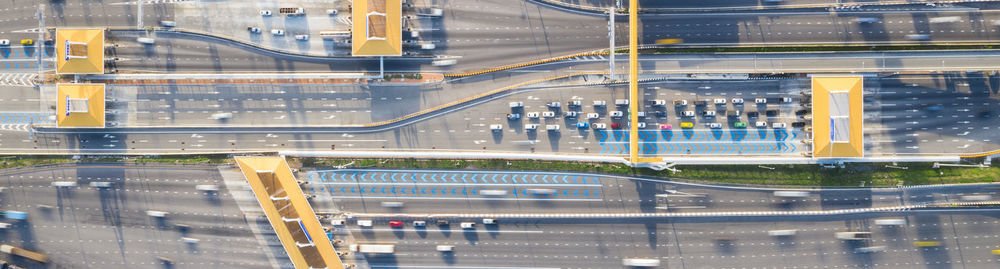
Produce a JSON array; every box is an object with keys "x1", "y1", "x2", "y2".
[
  {"x1": 611, "y1": 123, "x2": 621, "y2": 129},
  {"x1": 389, "y1": 221, "x2": 403, "y2": 228}
]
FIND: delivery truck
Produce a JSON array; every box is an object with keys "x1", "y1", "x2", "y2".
[{"x1": 350, "y1": 244, "x2": 395, "y2": 254}]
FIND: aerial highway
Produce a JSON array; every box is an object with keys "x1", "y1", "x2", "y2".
[
  {"x1": 3, "y1": 74, "x2": 996, "y2": 157},
  {"x1": 0, "y1": 164, "x2": 280, "y2": 268},
  {"x1": 309, "y1": 169, "x2": 1000, "y2": 269}
]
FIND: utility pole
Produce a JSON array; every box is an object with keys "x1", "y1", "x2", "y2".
[
  {"x1": 608, "y1": 7, "x2": 615, "y2": 80},
  {"x1": 137, "y1": 0, "x2": 143, "y2": 29},
  {"x1": 36, "y1": 4, "x2": 45, "y2": 80}
]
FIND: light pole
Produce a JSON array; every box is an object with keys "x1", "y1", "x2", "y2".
[{"x1": 609, "y1": 7, "x2": 615, "y2": 80}]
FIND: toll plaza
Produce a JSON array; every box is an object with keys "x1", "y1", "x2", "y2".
[
  {"x1": 236, "y1": 156, "x2": 346, "y2": 269},
  {"x1": 810, "y1": 76, "x2": 864, "y2": 158}
]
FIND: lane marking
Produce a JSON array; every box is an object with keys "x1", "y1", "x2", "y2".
[{"x1": 326, "y1": 196, "x2": 601, "y2": 201}]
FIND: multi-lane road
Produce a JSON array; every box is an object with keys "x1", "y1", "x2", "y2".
[
  {"x1": 308, "y1": 169, "x2": 1000, "y2": 269},
  {"x1": 2, "y1": 73, "x2": 994, "y2": 157},
  {"x1": 0, "y1": 164, "x2": 282, "y2": 268}
]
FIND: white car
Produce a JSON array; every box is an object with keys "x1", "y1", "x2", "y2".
[
  {"x1": 874, "y1": 219, "x2": 906, "y2": 226},
  {"x1": 271, "y1": 29, "x2": 285, "y2": 36},
  {"x1": 637, "y1": 122, "x2": 647, "y2": 128},
  {"x1": 651, "y1": 100, "x2": 667, "y2": 106},
  {"x1": 636, "y1": 111, "x2": 646, "y2": 118},
  {"x1": 413, "y1": 221, "x2": 427, "y2": 227},
  {"x1": 327, "y1": 9, "x2": 339, "y2": 15},
  {"x1": 772, "y1": 122, "x2": 787, "y2": 128},
  {"x1": 610, "y1": 111, "x2": 624, "y2": 118},
  {"x1": 542, "y1": 111, "x2": 556, "y2": 118},
  {"x1": 547, "y1": 102, "x2": 561, "y2": 108},
  {"x1": 593, "y1": 100, "x2": 607, "y2": 106},
  {"x1": 546, "y1": 125, "x2": 560, "y2": 131},
  {"x1": 248, "y1": 27, "x2": 262, "y2": 34},
  {"x1": 586, "y1": 113, "x2": 600, "y2": 119},
  {"x1": 0, "y1": 39, "x2": 11, "y2": 46},
  {"x1": 295, "y1": 34, "x2": 310, "y2": 41},
  {"x1": 755, "y1": 98, "x2": 767, "y2": 104},
  {"x1": 615, "y1": 99, "x2": 629, "y2": 106},
  {"x1": 755, "y1": 121, "x2": 768, "y2": 128},
  {"x1": 768, "y1": 230, "x2": 798, "y2": 236},
  {"x1": 564, "y1": 111, "x2": 578, "y2": 117},
  {"x1": 526, "y1": 112, "x2": 540, "y2": 118},
  {"x1": 195, "y1": 185, "x2": 219, "y2": 191},
  {"x1": 682, "y1": 111, "x2": 695, "y2": 117},
  {"x1": 524, "y1": 124, "x2": 538, "y2": 130},
  {"x1": 460, "y1": 222, "x2": 475, "y2": 229},
  {"x1": 702, "y1": 111, "x2": 716, "y2": 117},
  {"x1": 708, "y1": 123, "x2": 722, "y2": 129},
  {"x1": 260, "y1": 10, "x2": 272, "y2": 16},
  {"x1": 51, "y1": 181, "x2": 77, "y2": 187},
  {"x1": 732, "y1": 98, "x2": 744, "y2": 104},
  {"x1": 781, "y1": 97, "x2": 794, "y2": 103},
  {"x1": 714, "y1": 98, "x2": 726, "y2": 104},
  {"x1": 483, "y1": 218, "x2": 497, "y2": 225},
  {"x1": 568, "y1": 100, "x2": 582, "y2": 107},
  {"x1": 436, "y1": 245, "x2": 454, "y2": 252},
  {"x1": 490, "y1": 124, "x2": 503, "y2": 131},
  {"x1": 593, "y1": 123, "x2": 607, "y2": 129},
  {"x1": 330, "y1": 219, "x2": 346, "y2": 226},
  {"x1": 509, "y1": 101, "x2": 523, "y2": 108}
]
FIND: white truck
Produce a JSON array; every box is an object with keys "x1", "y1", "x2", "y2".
[
  {"x1": 622, "y1": 258, "x2": 660, "y2": 267},
  {"x1": 350, "y1": 244, "x2": 395, "y2": 254},
  {"x1": 835, "y1": 232, "x2": 872, "y2": 240}
]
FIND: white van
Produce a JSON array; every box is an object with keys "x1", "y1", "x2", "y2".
[
  {"x1": 51, "y1": 181, "x2": 77, "y2": 187},
  {"x1": 773, "y1": 191, "x2": 809, "y2": 197},
  {"x1": 874, "y1": 218, "x2": 906, "y2": 226},
  {"x1": 195, "y1": 185, "x2": 220, "y2": 191},
  {"x1": 211, "y1": 113, "x2": 233, "y2": 120},
  {"x1": 381, "y1": 202, "x2": 404, "y2": 208},
  {"x1": 357, "y1": 220, "x2": 373, "y2": 227},
  {"x1": 436, "y1": 245, "x2": 454, "y2": 252},
  {"x1": 546, "y1": 125, "x2": 560, "y2": 132},
  {"x1": 146, "y1": 210, "x2": 168, "y2": 218},
  {"x1": 615, "y1": 99, "x2": 629, "y2": 106},
  {"x1": 460, "y1": 222, "x2": 475, "y2": 229},
  {"x1": 768, "y1": 229, "x2": 798, "y2": 236},
  {"x1": 622, "y1": 258, "x2": 660, "y2": 267},
  {"x1": 160, "y1": 21, "x2": 176, "y2": 27},
  {"x1": 137, "y1": 37, "x2": 155, "y2": 44}
]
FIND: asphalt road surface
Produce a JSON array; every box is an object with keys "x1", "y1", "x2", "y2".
[
  {"x1": 4, "y1": 73, "x2": 997, "y2": 157},
  {"x1": 315, "y1": 169, "x2": 1000, "y2": 269},
  {"x1": 0, "y1": 164, "x2": 276, "y2": 269}
]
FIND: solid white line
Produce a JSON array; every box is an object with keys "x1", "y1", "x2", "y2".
[
  {"x1": 350, "y1": 228, "x2": 544, "y2": 234},
  {"x1": 313, "y1": 182, "x2": 601, "y2": 187},
  {"x1": 327, "y1": 196, "x2": 601, "y2": 201},
  {"x1": 287, "y1": 139, "x2": 388, "y2": 142},
  {"x1": 371, "y1": 265, "x2": 558, "y2": 269}
]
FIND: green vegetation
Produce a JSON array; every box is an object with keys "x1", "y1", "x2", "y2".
[
  {"x1": 2, "y1": 155, "x2": 997, "y2": 188},
  {"x1": 295, "y1": 158, "x2": 1000, "y2": 187},
  {"x1": 0, "y1": 156, "x2": 74, "y2": 170},
  {"x1": 0, "y1": 154, "x2": 233, "y2": 170}
]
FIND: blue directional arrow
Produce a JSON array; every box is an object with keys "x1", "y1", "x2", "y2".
[
  {"x1": 462, "y1": 188, "x2": 468, "y2": 195},
  {"x1": 421, "y1": 188, "x2": 427, "y2": 194},
  {"x1": 572, "y1": 176, "x2": 579, "y2": 183},
  {"x1": 573, "y1": 190, "x2": 579, "y2": 196},
  {"x1": 564, "y1": 190, "x2": 570, "y2": 196},
  {"x1": 531, "y1": 175, "x2": 538, "y2": 183},
  {"x1": 462, "y1": 174, "x2": 468, "y2": 182},
  {"x1": 594, "y1": 190, "x2": 600, "y2": 197},
  {"x1": 391, "y1": 187, "x2": 397, "y2": 194},
  {"x1": 490, "y1": 174, "x2": 497, "y2": 183},
  {"x1": 380, "y1": 187, "x2": 386, "y2": 194},
  {"x1": 471, "y1": 188, "x2": 478, "y2": 195},
  {"x1": 380, "y1": 173, "x2": 386, "y2": 182},
  {"x1": 371, "y1": 186, "x2": 378, "y2": 193},
  {"x1": 450, "y1": 174, "x2": 458, "y2": 182},
  {"x1": 791, "y1": 143, "x2": 797, "y2": 152},
  {"x1": 341, "y1": 187, "x2": 346, "y2": 193},
  {"x1": 452, "y1": 188, "x2": 457, "y2": 195}
]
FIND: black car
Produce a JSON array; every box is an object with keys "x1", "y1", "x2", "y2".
[
  {"x1": 765, "y1": 110, "x2": 779, "y2": 117},
  {"x1": 791, "y1": 122, "x2": 807, "y2": 128},
  {"x1": 746, "y1": 111, "x2": 759, "y2": 118}
]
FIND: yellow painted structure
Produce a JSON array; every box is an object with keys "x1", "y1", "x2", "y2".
[
  {"x1": 352, "y1": 0, "x2": 402, "y2": 56},
  {"x1": 627, "y1": 0, "x2": 660, "y2": 164},
  {"x1": 56, "y1": 84, "x2": 105, "y2": 128},
  {"x1": 55, "y1": 28, "x2": 105, "y2": 74},
  {"x1": 235, "y1": 157, "x2": 345, "y2": 269},
  {"x1": 811, "y1": 76, "x2": 864, "y2": 158}
]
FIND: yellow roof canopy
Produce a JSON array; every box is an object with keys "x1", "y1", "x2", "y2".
[
  {"x1": 56, "y1": 84, "x2": 105, "y2": 128},
  {"x1": 235, "y1": 157, "x2": 345, "y2": 269},
  {"x1": 352, "y1": 0, "x2": 402, "y2": 56},
  {"x1": 811, "y1": 76, "x2": 864, "y2": 158},
  {"x1": 55, "y1": 28, "x2": 105, "y2": 74}
]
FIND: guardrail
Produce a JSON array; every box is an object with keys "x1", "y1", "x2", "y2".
[
  {"x1": 327, "y1": 201, "x2": 1000, "y2": 220},
  {"x1": 960, "y1": 149, "x2": 1000, "y2": 158}
]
